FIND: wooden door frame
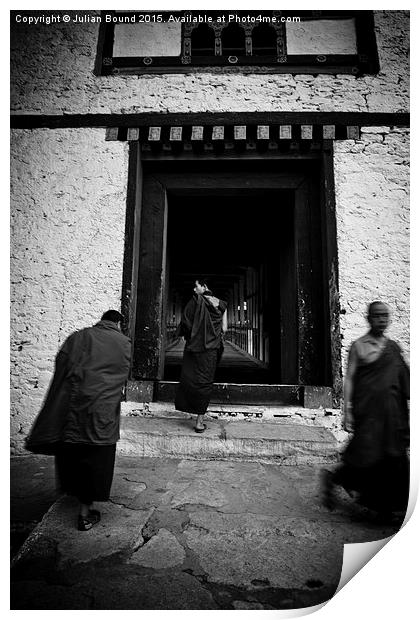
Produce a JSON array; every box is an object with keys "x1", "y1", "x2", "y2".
[{"x1": 121, "y1": 149, "x2": 342, "y2": 405}]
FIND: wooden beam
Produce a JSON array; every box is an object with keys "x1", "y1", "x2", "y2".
[
  {"x1": 148, "y1": 127, "x2": 161, "y2": 141},
  {"x1": 11, "y1": 112, "x2": 410, "y2": 129},
  {"x1": 105, "y1": 127, "x2": 119, "y2": 141},
  {"x1": 140, "y1": 151, "x2": 321, "y2": 162},
  {"x1": 155, "y1": 381, "x2": 303, "y2": 406},
  {"x1": 279, "y1": 125, "x2": 292, "y2": 139},
  {"x1": 346, "y1": 126, "x2": 360, "y2": 140},
  {"x1": 127, "y1": 127, "x2": 139, "y2": 141},
  {"x1": 301, "y1": 125, "x2": 313, "y2": 140},
  {"x1": 191, "y1": 126, "x2": 204, "y2": 141},
  {"x1": 169, "y1": 126, "x2": 182, "y2": 141},
  {"x1": 234, "y1": 125, "x2": 247, "y2": 140},
  {"x1": 257, "y1": 125, "x2": 270, "y2": 140},
  {"x1": 212, "y1": 126, "x2": 224, "y2": 141},
  {"x1": 323, "y1": 125, "x2": 336, "y2": 140},
  {"x1": 148, "y1": 171, "x2": 307, "y2": 191}
]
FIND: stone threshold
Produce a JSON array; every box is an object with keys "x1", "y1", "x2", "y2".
[
  {"x1": 121, "y1": 401, "x2": 347, "y2": 444},
  {"x1": 119, "y1": 415, "x2": 339, "y2": 466}
]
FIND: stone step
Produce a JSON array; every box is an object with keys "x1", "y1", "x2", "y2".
[{"x1": 120, "y1": 416, "x2": 339, "y2": 465}]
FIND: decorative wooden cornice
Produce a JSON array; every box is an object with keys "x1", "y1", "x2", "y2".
[
  {"x1": 106, "y1": 123, "x2": 361, "y2": 147},
  {"x1": 11, "y1": 112, "x2": 408, "y2": 157}
]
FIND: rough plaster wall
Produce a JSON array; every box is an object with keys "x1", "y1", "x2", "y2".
[
  {"x1": 10, "y1": 11, "x2": 408, "y2": 114},
  {"x1": 335, "y1": 127, "x2": 409, "y2": 366},
  {"x1": 10, "y1": 128, "x2": 129, "y2": 453}
]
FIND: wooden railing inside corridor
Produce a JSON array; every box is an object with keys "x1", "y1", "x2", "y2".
[{"x1": 166, "y1": 266, "x2": 267, "y2": 364}]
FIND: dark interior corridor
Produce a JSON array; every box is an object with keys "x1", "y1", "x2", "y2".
[{"x1": 164, "y1": 190, "x2": 295, "y2": 383}]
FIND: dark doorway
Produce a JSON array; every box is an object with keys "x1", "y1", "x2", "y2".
[
  {"x1": 126, "y1": 156, "x2": 339, "y2": 404},
  {"x1": 164, "y1": 190, "x2": 296, "y2": 384}
]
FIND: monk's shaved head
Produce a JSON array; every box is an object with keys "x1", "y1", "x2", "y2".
[
  {"x1": 367, "y1": 301, "x2": 390, "y2": 317},
  {"x1": 367, "y1": 301, "x2": 390, "y2": 336},
  {"x1": 101, "y1": 310, "x2": 123, "y2": 324}
]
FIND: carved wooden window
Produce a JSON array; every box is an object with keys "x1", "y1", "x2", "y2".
[
  {"x1": 221, "y1": 24, "x2": 247, "y2": 59},
  {"x1": 252, "y1": 24, "x2": 278, "y2": 56},
  {"x1": 98, "y1": 10, "x2": 379, "y2": 76},
  {"x1": 191, "y1": 24, "x2": 215, "y2": 57}
]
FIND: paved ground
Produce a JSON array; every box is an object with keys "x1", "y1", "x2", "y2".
[
  {"x1": 10, "y1": 455, "x2": 58, "y2": 557},
  {"x1": 11, "y1": 454, "x2": 401, "y2": 610}
]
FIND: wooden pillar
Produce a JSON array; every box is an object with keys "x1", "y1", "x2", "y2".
[
  {"x1": 133, "y1": 176, "x2": 168, "y2": 380},
  {"x1": 247, "y1": 268, "x2": 253, "y2": 356},
  {"x1": 239, "y1": 275, "x2": 245, "y2": 350},
  {"x1": 295, "y1": 179, "x2": 314, "y2": 385},
  {"x1": 321, "y1": 143, "x2": 342, "y2": 404},
  {"x1": 258, "y1": 264, "x2": 264, "y2": 362},
  {"x1": 239, "y1": 276, "x2": 245, "y2": 324},
  {"x1": 295, "y1": 175, "x2": 325, "y2": 386},
  {"x1": 121, "y1": 142, "x2": 143, "y2": 365},
  {"x1": 227, "y1": 288, "x2": 234, "y2": 340},
  {"x1": 233, "y1": 280, "x2": 239, "y2": 347},
  {"x1": 252, "y1": 268, "x2": 257, "y2": 357}
]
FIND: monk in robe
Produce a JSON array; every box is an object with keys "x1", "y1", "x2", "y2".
[
  {"x1": 26, "y1": 310, "x2": 131, "y2": 531},
  {"x1": 322, "y1": 301, "x2": 410, "y2": 522},
  {"x1": 175, "y1": 278, "x2": 227, "y2": 432}
]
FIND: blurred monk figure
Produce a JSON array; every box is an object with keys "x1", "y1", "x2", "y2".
[{"x1": 322, "y1": 301, "x2": 409, "y2": 523}]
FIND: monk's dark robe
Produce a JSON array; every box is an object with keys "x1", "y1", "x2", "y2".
[
  {"x1": 25, "y1": 320, "x2": 131, "y2": 503},
  {"x1": 26, "y1": 320, "x2": 131, "y2": 453},
  {"x1": 175, "y1": 292, "x2": 227, "y2": 415},
  {"x1": 336, "y1": 339, "x2": 410, "y2": 513}
]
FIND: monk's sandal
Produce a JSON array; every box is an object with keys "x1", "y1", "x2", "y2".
[{"x1": 77, "y1": 509, "x2": 101, "y2": 531}]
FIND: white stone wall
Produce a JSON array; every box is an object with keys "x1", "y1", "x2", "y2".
[
  {"x1": 10, "y1": 128, "x2": 129, "y2": 453},
  {"x1": 335, "y1": 127, "x2": 410, "y2": 365},
  {"x1": 10, "y1": 11, "x2": 408, "y2": 114}
]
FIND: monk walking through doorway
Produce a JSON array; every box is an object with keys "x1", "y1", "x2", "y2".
[{"x1": 175, "y1": 278, "x2": 227, "y2": 432}]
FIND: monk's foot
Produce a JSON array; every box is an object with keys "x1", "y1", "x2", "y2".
[
  {"x1": 77, "y1": 510, "x2": 101, "y2": 531},
  {"x1": 194, "y1": 424, "x2": 207, "y2": 434}
]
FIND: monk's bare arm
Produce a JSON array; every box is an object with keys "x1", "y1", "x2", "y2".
[
  {"x1": 343, "y1": 343, "x2": 358, "y2": 432},
  {"x1": 222, "y1": 310, "x2": 227, "y2": 334}
]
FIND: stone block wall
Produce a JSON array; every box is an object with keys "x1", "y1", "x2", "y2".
[
  {"x1": 335, "y1": 127, "x2": 410, "y2": 363},
  {"x1": 11, "y1": 11, "x2": 408, "y2": 115},
  {"x1": 10, "y1": 128, "x2": 129, "y2": 453}
]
